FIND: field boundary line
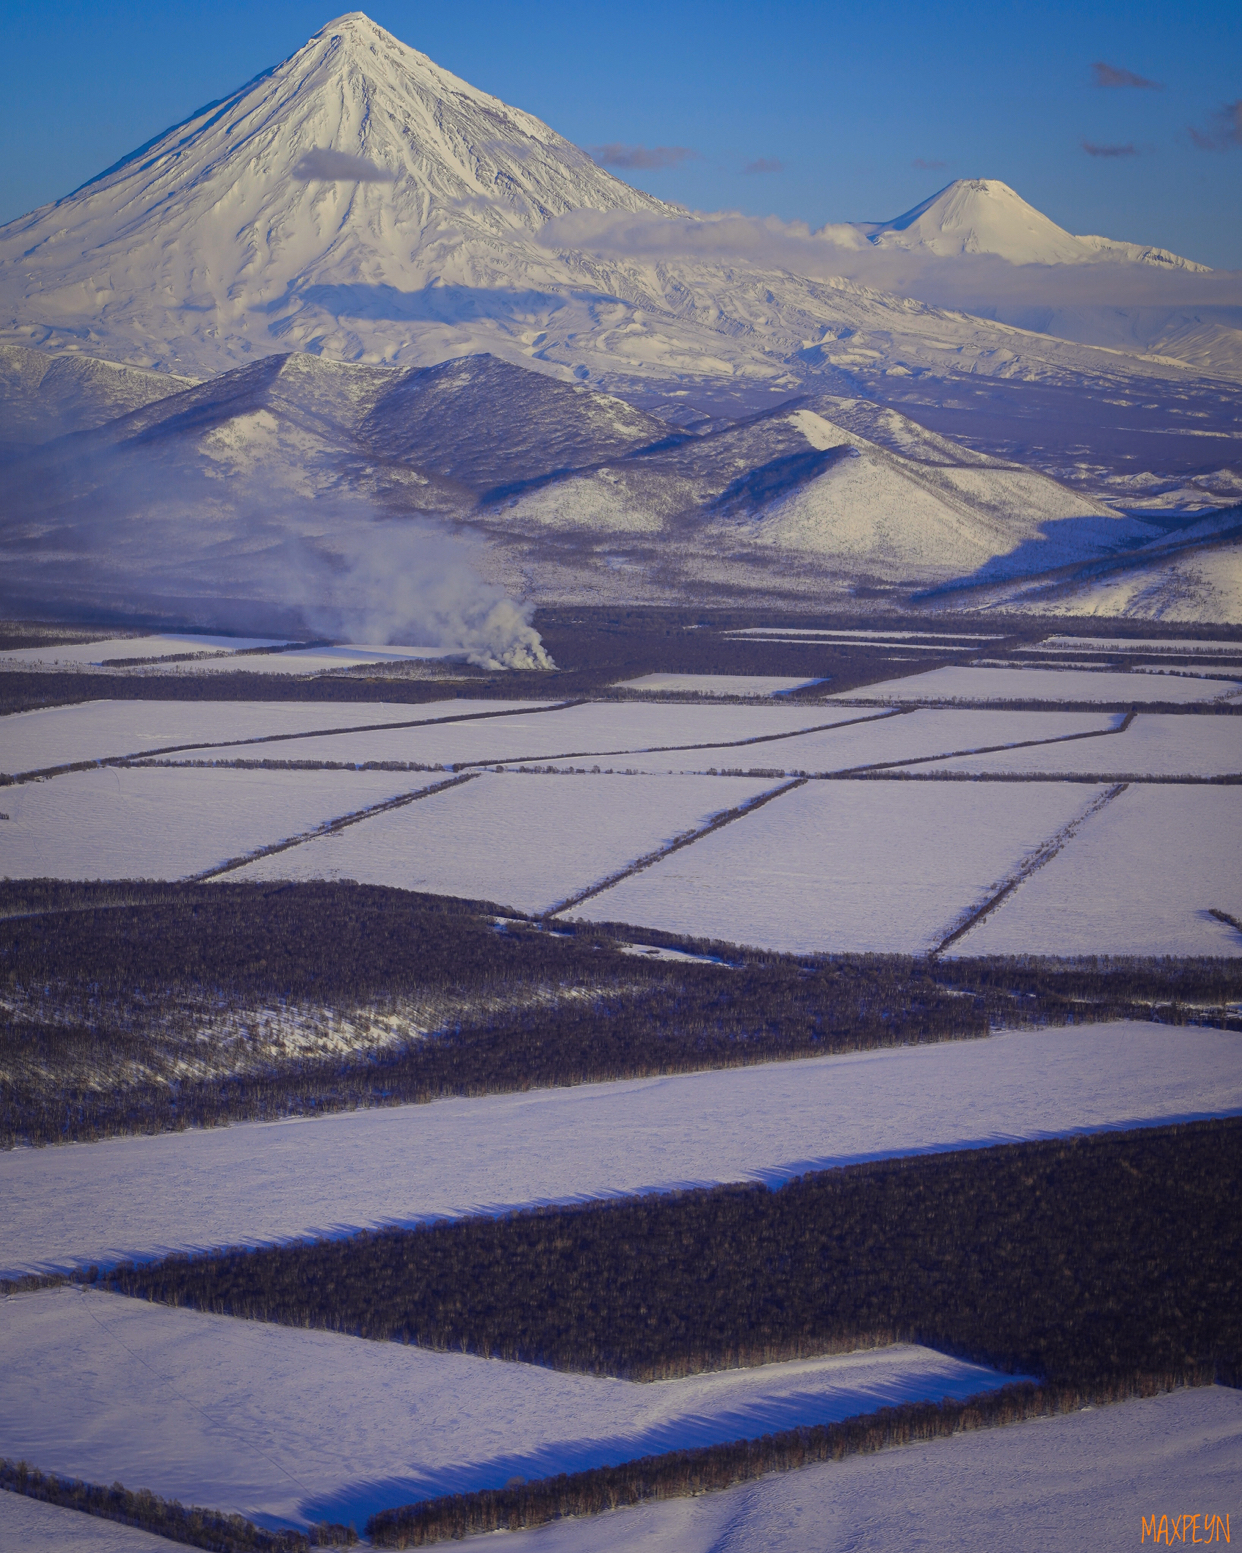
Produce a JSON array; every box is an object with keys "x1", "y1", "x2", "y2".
[
  {"x1": 189, "y1": 772, "x2": 480, "y2": 883},
  {"x1": 451, "y1": 708, "x2": 911, "y2": 772},
  {"x1": 548, "y1": 778, "x2": 808, "y2": 919},
  {"x1": 932, "y1": 782, "x2": 1129, "y2": 957},
  {"x1": 2, "y1": 700, "x2": 584, "y2": 785},
  {"x1": 823, "y1": 709, "x2": 1136, "y2": 778}
]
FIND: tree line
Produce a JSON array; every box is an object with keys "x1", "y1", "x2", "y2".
[
  {"x1": 364, "y1": 1369, "x2": 1212, "y2": 1547},
  {"x1": 108, "y1": 1117, "x2": 1241, "y2": 1387},
  {"x1": 4, "y1": 881, "x2": 1239, "y2": 1147},
  {"x1": 0, "y1": 1458, "x2": 355, "y2": 1549}
]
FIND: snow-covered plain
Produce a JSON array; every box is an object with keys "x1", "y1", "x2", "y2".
[
  {"x1": 0, "y1": 1288, "x2": 1019, "y2": 1532},
  {"x1": 229, "y1": 772, "x2": 782, "y2": 913},
  {"x1": 4, "y1": 1022, "x2": 1237, "y2": 1280},
  {"x1": 954, "y1": 785, "x2": 1242, "y2": 958},
  {"x1": 0, "y1": 696, "x2": 545, "y2": 776},
  {"x1": 0, "y1": 634, "x2": 290, "y2": 667},
  {"x1": 918, "y1": 712, "x2": 1242, "y2": 778},
  {"x1": 832, "y1": 664, "x2": 1242, "y2": 704},
  {"x1": 170, "y1": 643, "x2": 470, "y2": 674},
  {"x1": 575, "y1": 779, "x2": 1104, "y2": 954},
  {"x1": 506, "y1": 1386, "x2": 1242, "y2": 1553},
  {"x1": 213, "y1": 699, "x2": 850, "y2": 769},
  {"x1": 0, "y1": 1493, "x2": 182, "y2": 1553},
  {"x1": 0, "y1": 766, "x2": 449, "y2": 881},
  {"x1": 613, "y1": 674, "x2": 826, "y2": 697}
]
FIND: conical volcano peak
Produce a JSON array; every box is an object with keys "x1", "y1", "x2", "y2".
[{"x1": 863, "y1": 178, "x2": 1088, "y2": 263}]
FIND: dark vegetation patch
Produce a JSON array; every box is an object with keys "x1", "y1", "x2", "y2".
[
  {"x1": 364, "y1": 1372, "x2": 1205, "y2": 1547},
  {"x1": 4, "y1": 882, "x2": 1239, "y2": 1149},
  {"x1": 108, "y1": 1118, "x2": 1242, "y2": 1387},
  {"x1": 4, "y1": 606, "x2": 1240, "y2": 718},
  {"x1": 0, "y1": 1457, "x2": 353, "y2": 1550}
]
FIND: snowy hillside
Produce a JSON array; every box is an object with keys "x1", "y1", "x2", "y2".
[{"x1": 3, "y1": 343, "x2": 1186, "y2": 622}]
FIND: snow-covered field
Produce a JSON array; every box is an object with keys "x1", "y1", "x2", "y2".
[
  {"x1": 5, "y1": 1022, "x2": 1237, "y2": 1280},
  {"x1": 0, "y1": 1493, "x2": 181, "y2": 1553},
  {"x1": 0, "y1": 634, "x2": 290, "y2": 667},
  {"x1": 0, "y1": 1287, "x2": 1018, "y2": 1531},
  {"x1": 230, "y1": 771, "x2": 782, "y2": 912},
  {"x1": 0, "y1": 766, "x2": 449, "y2": 881},
  {"x1": 919, "y1": 712, "x2": 1242, "y2": 778},
  {"x1": 614, "y1": 674, "x2": 825, "y2": 697},
  {"x1": 575, "y1": 779, "x2": 1104, "y2": 954},
  {"x1": 171, "y1": 643, "x2": 470, "y2": 674},
  {"x1": 0, "y1": 697, "x2": 545, "y2": 776},
  {"x1": 505, "y1": 1386, "x2": 1242, "y2": 1553},
  {"x1": 954, "y1": 785, "x2": 1242, "y2": 958},
  {"x1": 832, "y1": 665, "x2": 1242, "y2": 705},
  {"x1": 208, "y1": 698, "x2": 849, "y2": 769},
  {"x1": 502, "y1": 709, "x2": 1120, "y2": 775}
]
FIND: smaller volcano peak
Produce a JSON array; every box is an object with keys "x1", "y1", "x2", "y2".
[{"x1": 864, "y1": 178, "x2": 1088, "y2": 264}]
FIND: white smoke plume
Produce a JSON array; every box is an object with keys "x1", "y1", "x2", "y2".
[
  {"x1": 297, "y1": 518, "x2": 553, "y2": 670},
  {"x1": 1, "y1": 435, "x2": 554, "y2": 670}
]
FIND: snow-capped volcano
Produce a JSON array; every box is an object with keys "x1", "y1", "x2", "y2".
[
  {"x1": 0, "y1": 12, "x2": 1233, "y2": 400},
  {"x1": 0, "y1": 12, "x2": 671, "y2": 372},
  {"x1": 862, "y1": 178, "x2": 1210, "y2": 270}
]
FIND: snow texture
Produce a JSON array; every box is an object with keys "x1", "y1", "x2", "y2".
[
  {"x1": 614, "y1": 674, "x2": 826, "y2": 697},
  {"x1": 229, "y1": 772, "x2": 782, "y2": 913},
  {"x1": 918, "y1": 712, "x2": 1242, "y2": 778},
  {"x1": 507, "y1": 1386, "x2": 1242, "y2": 1553},
  {"x1": 574, "y1": 779, "x2": 1103, "y2": 954},
  {"x1": 832, "y1": 664, "x2": 1242, "y2": 704},
  {"x1": 0, "y1": 697, "x2": 543, "y2": 777},
  {"x1": 506, "y1": 709, "x2": 1119, "y2": 776},
  {"x1": 199, "y1": 700, "x2": 847, "y2": 769},
  {"x1": 0, "y1": 1492, "x2": 182, "y2": 1553},
  {"x1": 0, "y1": 766, "x2": 448, "y2": 881},
  {"x1": 0, "y1": 1287, "x2": 1017, "y2": 1532},
  {"x1": 4, "y1": 1021, "x2": 1237, "y2": 1280},
  {"x1": 954, "y1": 785, "x2": 1242, "y2": 958},
  {"x1": 0, "y1": 635, "x2": 290, "y2": 667},
  {"x1": 168, "y1": 643, "x2": 472, "y2": 674}
]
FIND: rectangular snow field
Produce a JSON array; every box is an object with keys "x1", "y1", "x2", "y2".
[
  {"x1": 229, "y1": 771, "x2": 782, "y2": 914},
  {"x1": 953, "y1": 784, "x2": 1242, "y2": 958},
  {"x1": 0, "y1": 697, "x2": 544, "y2": 776},
  {"x1": 177, "y1": 643, "x2": 470, "y2": 674},
  {"x1": 918, "y1": 713, "x2": 1242, "y2": 779},
  {"x1": 0, "y1": 634, "x2": 290, "y2": 668},
  {"x1": 830, "y1": 665, "x2": 1242, "y2": 705},
  {"x1": 513, "y1": 1387, "x2": 1242, "y2": 1553},
  {"x1": 5, "y1": 1020, "x2": 1237, "y2": 1280},
  {"x1": 0, "y1": 766, "x2": 448, "y2": 882},
  {"x1": 1030, "y1": 635, "x2": 1242, "y2": 656},
  {"x1": 243, "y1": 700, "x2": 865, "y2": 770},
  {"x1": 0, "y1": 1288, "x2": 1016, "y2": 1533},
  {"x1": 574, "y1": 779, "x2": 1103, "y2": 955},
  {"x1": 510, "y1": 709, "x2": 1119, "y2": 777},
  {"x1": 615, "y1": 674, "x2": 826, "y2": 696},
  {"x1": 0, "y1": 1493, "x2": 182, "y2": 1553}
]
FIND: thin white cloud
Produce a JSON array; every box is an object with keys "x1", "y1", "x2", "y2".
[{"x1": 293, "y1": 148, "x2": 395, "y2": 182}]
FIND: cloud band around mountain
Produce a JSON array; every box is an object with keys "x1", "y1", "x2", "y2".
[{"x1": 293, "y1": 148, "x2": 396, "y2": 182}]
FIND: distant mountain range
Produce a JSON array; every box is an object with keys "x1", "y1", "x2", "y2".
[{"x1": 0, "y1": 12, "x2": 1238, "y2": 624}]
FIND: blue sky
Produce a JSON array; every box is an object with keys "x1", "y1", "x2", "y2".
[{"x1": 2, "y1": 0, "x2": 1239, "y2": 266}]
